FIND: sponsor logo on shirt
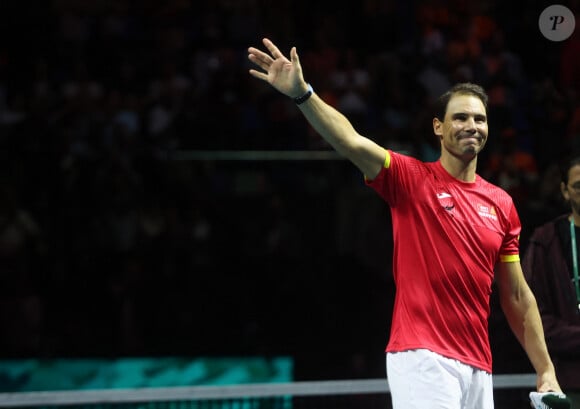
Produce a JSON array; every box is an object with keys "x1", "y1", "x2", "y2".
[
  {"x1": 477, "y1": 204, "x2": 497, "y2": 221},
  {"x1": 436, "y1": 192, "x2": 454, "y2": 212}
]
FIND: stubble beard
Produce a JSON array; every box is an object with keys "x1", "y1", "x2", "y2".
[
  {"x1": 457, "y1": 132, "x2": 486, "y2": 158},
  {"x1": 463, "y1": 145, "x2": 478, "y2": 155},
  {"x1": 457, "y1": 141, "x2": 481, "y2": 160}
]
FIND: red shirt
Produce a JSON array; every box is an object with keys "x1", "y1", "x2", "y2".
[{"x1": 367, "y1": 151, "x2": 521, "y2": 372}]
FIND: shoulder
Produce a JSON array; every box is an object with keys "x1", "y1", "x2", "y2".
[
  {"x1": 476, "y1": 175, "x2": 510, "y2": 197},
  {"x1": 384, "y1": 150, "x2": 437, "y2": 177},
  {"x1": 389, "y1": 150, "x2": 430, "y2": 167},
  {"x1": 475, "y1": 175, "x2": 515, "y2": 208}
]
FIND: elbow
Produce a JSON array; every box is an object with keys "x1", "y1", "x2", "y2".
[{"x1": 501, "y1": 286, "x2": 537, "y2": 316}]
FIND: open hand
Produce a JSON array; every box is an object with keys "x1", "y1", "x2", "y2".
[{"x1": 247, "y1": 38, "x2": 308, "y2": 98}]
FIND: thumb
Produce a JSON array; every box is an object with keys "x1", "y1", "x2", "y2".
[{"x1": 290, "y1": 46, "x2": 300, "y2": 67}]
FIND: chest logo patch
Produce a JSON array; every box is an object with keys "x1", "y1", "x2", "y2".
[
  {"x1": 477, "y1": 204, "x2": 498, "y2": 221},
  {"x1": 436, "y1": 192, "x2": 454, "y2": 212}
]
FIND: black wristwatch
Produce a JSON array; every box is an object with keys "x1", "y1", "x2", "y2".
[{"x1": 293, "y1": 83, "x2": 313, "y2": 105}]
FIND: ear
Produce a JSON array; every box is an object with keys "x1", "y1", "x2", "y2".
[
  {"x1": 561, "y1": 181, "x2": 570, "y2": 201},
  {"x1": 433, "y1": 118, "x2": 443, "y2": 137}
]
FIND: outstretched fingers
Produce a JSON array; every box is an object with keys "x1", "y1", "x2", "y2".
[
  {"x1": 262, "y1": 38, "x2": 284, "y2": 59},
  {"x1": 247, "y1": 47, "x2": 271, "y2": 81},
  {"x1": 248, "y1": 49, "x2": 270, "y2": 70},
  {"x1": 248, "y1": 68, "x2": 268, "y2": 82},
  {"x1": 247, "y1": 38, "x2": 294, "y2": 83}
]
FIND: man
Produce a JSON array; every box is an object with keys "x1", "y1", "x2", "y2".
[
  {"x1": 522, "y1": 155, "x2": 580, "y2": 408},
  {"x1": 248, "y1": 38, "x2": 562, "y2": 409}
]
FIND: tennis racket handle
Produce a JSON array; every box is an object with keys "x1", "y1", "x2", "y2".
[{"x1": 529, "y1": 391, "x2": 571, "y2": 409}]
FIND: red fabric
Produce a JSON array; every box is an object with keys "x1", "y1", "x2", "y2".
[{"x1": 367, "y1": 151, "x2": 521, "y2": 372}]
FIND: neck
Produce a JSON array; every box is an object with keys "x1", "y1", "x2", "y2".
[{"x1": 440, "y1": 153, "x2": 478, "y2": 182}]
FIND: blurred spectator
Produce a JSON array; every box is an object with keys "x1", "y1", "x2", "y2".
[{"x1": 522, "y1": 154, "x2": 580, "y2": 404}]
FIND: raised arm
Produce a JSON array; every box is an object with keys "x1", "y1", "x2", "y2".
[
  {"x1": 248, "y1": 38, "x2": 386, "y2": 179},
  {"x1": 495, "y1": 261, "x2": 562, "y2": 393}
]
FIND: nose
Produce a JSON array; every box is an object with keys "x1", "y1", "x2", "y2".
[{"x1": 465, "y1": 116, "x2": 476, "y2": 132}]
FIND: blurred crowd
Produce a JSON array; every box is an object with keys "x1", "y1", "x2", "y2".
[{"x1": 0, "y1": 0, "x2": 579, "y2": 380}]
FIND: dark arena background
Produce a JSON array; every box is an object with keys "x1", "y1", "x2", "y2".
[{"x1": 0, "y1": 0, "x2": 578, "y2": 408}]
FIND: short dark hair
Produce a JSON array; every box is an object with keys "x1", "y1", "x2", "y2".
[
  {"x1": 434, "y1": 83, "x2": 489, "y2": 121},
  {"x1": 559, "y1": 155, "x2": 580, "y2": 184}
]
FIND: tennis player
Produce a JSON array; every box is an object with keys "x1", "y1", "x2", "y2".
[{"x1": 247, "y1": 38, "x2": 563, "y2": 409}]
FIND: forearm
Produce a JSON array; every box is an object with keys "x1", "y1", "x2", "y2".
[
  {"x1": 297, "y1": 92, "x2": 385, "y2": 178},
  {"x1": 502, "y1": 287, "x2": 556, "y2": 375},
  {"x1": 497, "y1": 262, "x2": 561, "y2": 391},
  {"x1": 299, "y1": 93, "x2": 361, "y2": 153}
]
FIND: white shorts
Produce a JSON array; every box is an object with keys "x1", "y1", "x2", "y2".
[{"x1": 386, "y1": 349, "x2": 494, "y2": 409}]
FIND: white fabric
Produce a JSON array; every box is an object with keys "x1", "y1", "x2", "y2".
[{"x1": 386, "y1": 349, "x2": 494, "y2": 409}]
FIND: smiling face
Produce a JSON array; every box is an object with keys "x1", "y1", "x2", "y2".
[{"x1": 433, "y1": 93, "x2": 489, "y2": 161}]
